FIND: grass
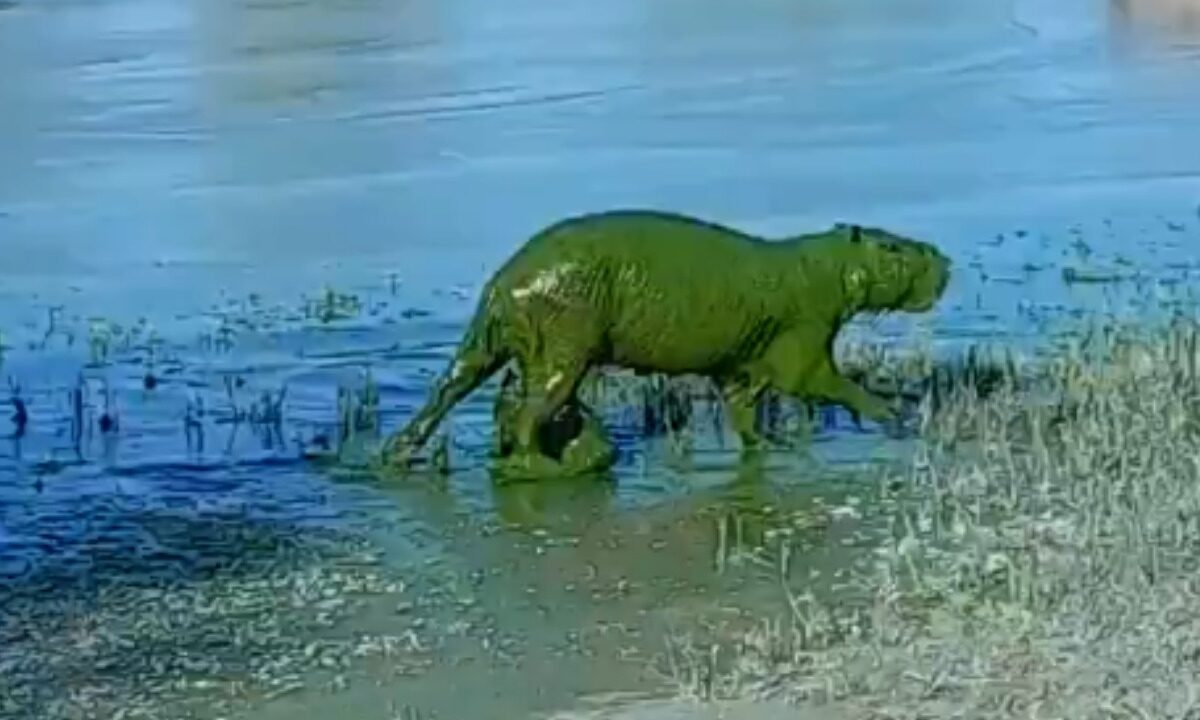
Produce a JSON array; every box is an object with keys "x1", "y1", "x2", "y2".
[{"x1": 662, "y1": 314, "x2": 1200, "y2": 718}]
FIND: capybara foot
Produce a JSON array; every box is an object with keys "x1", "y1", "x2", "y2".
[{"x1": 495, "y1": 451, "x2": 569, "y2": 484}]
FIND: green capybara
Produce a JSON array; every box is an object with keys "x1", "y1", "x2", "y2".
[
  {"x1": 492, "y1": 367, "x2": 616, "y2": 478},
  {"x1": 384, "y1": 209, "x2": 951, "y2": 478}
]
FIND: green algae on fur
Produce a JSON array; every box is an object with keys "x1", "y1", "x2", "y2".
[{"x1": 385, "y1": 210, "x2": 951, "y2": 481}]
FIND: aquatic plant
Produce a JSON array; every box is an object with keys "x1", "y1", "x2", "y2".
[
  {"x1": 302, "y1": 368, "x2": 385, "y2": 463},
  {"x1": 7, "y1": 376, "x2": 27, "y2": 438},
  {"x1": 86, "y1": 317, "x2": 116, "y2": 366},
  {"x1": 304, "y1": 285, "x2": 363, "y2": 324},
  {"x1": 184, "y1": 392, "x2": 205, "y2": 454},
  {"x1": 97, "y1": 378, "x2": 118, "y2": 435}
]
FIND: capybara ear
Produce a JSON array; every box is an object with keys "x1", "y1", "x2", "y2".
[{"x1": 842, "y1": 267, "x2": 868, "y2": 306}]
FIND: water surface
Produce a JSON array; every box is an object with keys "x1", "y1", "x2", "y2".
[{"x1": 2, "y1": 0, "x2": 1200, "y2": 717}]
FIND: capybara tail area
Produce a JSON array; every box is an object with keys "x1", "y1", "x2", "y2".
[{"x1": 387, "y1": 299, "x2": 510, "y2": 460}]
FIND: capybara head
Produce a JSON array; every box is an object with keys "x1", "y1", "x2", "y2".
[{"x1": 831, "y1": 223, "x2": 951, "y2": 313}]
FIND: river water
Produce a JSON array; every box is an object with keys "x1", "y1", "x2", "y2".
[{"x1": 2, "y1": 0, "x2": 1200, "y2": 718}]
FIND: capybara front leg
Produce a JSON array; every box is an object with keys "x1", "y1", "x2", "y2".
[{"x1": 808, "y1": 360, "x2": 896, "y2": 426}]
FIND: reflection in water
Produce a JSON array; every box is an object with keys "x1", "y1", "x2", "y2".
[
  {"x1": 187, "y1": 0, "x2": 444, "y2": 265},
  {"x1": 717, "y1": 451, "x2": 777, "y2": 506},
  {"x1": 492, "y1": 473, "x2": 618, "y2": 532},
  {"x1": 1111, "y1": 0, "x2": 1200, "y2": 44},
  {"x1": 486, "y1": 450, "x2": 819, "y2": 535},
  {"x1": 0, "y1": 5, "x2": 34, "y2": 203}
]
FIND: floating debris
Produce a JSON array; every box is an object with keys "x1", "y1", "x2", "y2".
[{"x1": 1061, "y1": 266, "x2": 1129, "y2": 284}]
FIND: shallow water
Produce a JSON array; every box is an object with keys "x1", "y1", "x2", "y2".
[{"x1": 2, "y1": 0, "x2": 1200, "y2": 717}]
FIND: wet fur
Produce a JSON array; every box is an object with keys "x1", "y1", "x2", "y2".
[{"x1": 384, "y1": 209, "x2": 951, "y2": 478}]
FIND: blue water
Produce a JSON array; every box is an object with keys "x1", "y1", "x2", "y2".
[{"x1": 2, "y1": 0, "x2": 1200, "y2": 716}]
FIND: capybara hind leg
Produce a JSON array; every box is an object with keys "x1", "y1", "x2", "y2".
[
  {"x1": 493, "y1": 368, "x2": 522, "y2": 458},
  {"x1": 561, "y1": 419, "x2": 617, "y2": 474},
  {"x1": 509, "y1": 356, "x2": 590, "y2": 458},
  {"x1": 495, "y1": 366, "x2": 614, "y2": 476},
  {"x1": 387, "y1": 350, "x2": 503, "y2": 464}
]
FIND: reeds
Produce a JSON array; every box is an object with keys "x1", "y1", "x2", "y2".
[{"x1": 666, "y1": 315, "x2": 1200, "y2": 717}]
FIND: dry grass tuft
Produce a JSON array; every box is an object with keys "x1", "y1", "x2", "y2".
[{"x1": 666, "y1": 315, "x2": 1200, "y2": 719}]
